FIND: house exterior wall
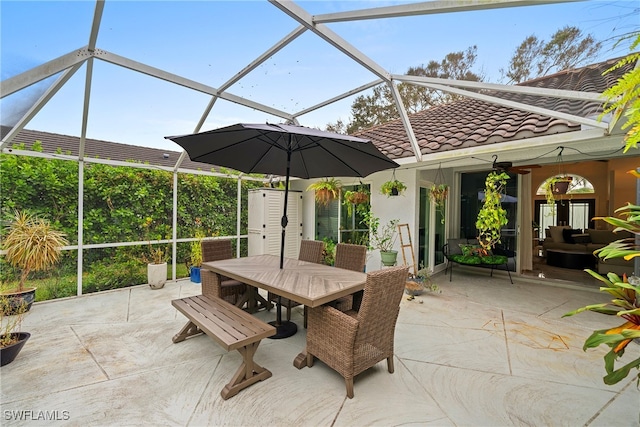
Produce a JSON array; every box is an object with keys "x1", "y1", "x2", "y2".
[
  {"x1": 366, "y1": 168, "x2": 418, "y2": 272},
  {"x1": 296, "y1": 168, "x2": 419, "y2": 273}
]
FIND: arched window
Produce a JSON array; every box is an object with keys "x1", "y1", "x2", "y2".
[{"x1": 536, "y1": 174, "x2": 594, "y2": 196}]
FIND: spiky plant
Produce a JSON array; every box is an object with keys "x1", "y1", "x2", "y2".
[{"x1": 3, "y1": 211, "x2": 69, "y2": 292}]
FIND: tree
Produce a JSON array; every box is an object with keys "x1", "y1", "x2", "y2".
[
  {"x1": 328, "y1": 47, "x2": 483, "y2": 134},
  {"x1": 501, "y1": 26, "x2": 601, "y2": 84}
]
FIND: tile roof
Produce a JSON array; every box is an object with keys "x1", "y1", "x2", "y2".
[
  {"x1": 1, "y1": 127, "x2": 218, "y2": 172},
  {"x1": 355, "y1": 57, "x2": 633, "y2": 160}
]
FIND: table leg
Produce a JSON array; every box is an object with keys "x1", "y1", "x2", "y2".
[{"x1": 237, "y1": 286, "x2": 272, "y2": 313}]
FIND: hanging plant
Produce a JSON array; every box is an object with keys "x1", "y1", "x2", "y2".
[
  {"x1": 544, "y1": 175, "x2": 573, "y2": 212},
  {"x1": 307, "y1": 178, "x2": 342, "y2": 206},
  {"x1": 476, "y1": 171, "x2": 510, "y2": 251},
  {"x1": 429, "y1": 184, "x2": 448, "y2": 209},
  {"x1": 380, "y1": 179, "x2": 407, "y2": 197},
  {"x1": 343, "y1": 184, "x2": 370, "y2": 216}
]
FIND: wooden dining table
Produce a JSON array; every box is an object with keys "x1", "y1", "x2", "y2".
[{"x1": 201, "y1": 254, "x2": 367, "y2": 368}]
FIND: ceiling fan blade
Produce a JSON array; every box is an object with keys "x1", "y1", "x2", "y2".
[{"x1": 509, "y1": 166, "x2": 531, "y2": 175}]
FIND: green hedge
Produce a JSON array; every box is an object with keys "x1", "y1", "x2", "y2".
[{"x1": 0, "y1": 140, "x2": 264, "y2": 293}]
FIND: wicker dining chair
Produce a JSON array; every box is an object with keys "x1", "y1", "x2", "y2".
[
  {"x1": 332, "y1": 243, "x2": 367, "y2": 312},
  {"x1": 268, "y1": 239, "x2": 324, "y2": 322},
  {"x1": 305, "y1": 265, "x2": 409, "y2": 398},
  {"x1": 200, "y1": 239, "x2": 247, "y2": 306}
]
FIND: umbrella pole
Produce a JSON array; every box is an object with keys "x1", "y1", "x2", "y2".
[{"x1": 269, "y1": 141, "x2": 297, "y2": 339}]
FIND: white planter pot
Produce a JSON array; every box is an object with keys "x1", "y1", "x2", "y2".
[{"x1": 147, "y1": 263, "x2": 167, "y2": 289}]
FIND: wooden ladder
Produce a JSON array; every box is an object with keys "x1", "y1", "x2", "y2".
[{"x1": 397, "y1": 223, "x2": 417, "y2": 275}]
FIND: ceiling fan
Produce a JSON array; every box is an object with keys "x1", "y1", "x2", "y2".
[{"x1": 491, "y1": 155, "x2": 541, "y2": 175}]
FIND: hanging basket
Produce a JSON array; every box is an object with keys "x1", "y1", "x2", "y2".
[{"x1": 552, "y1": 178, "x2": 572, "y2": 195}]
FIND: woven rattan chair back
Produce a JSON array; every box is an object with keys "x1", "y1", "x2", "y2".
[
  {"x1": 305, "y1": 265, "x2": 409, "y2": 398},
  {"x1": 334, "y1": 243, "x2": 366, "y2": 272},
  {"x1": 201, "y1": 239, "x2": 234, "y2": 262},
  {"x1": 354, "y1": 266, "x2": 408, "y2": 351},
  {"x1": 298, "y1": 240, "x2": 324, "y2": 264},
  {"x1": 200, "y1": 239, "x2": 246, "y2": 305}
]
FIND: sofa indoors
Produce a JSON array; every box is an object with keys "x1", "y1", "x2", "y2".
[{"x1": 542, "y1": 226, "x2": 634, "y2": 275}]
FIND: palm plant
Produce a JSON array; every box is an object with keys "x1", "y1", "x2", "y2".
[{"x1": 3, "y1": 210, "x2": 69, "y2": 292}]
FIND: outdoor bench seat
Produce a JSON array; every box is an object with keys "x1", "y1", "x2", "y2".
[
  {"x1": 443, "y1": 239, "x2": 513, "y2": 284},
  {"x1": 172, "y1": 294, "x2": 276, "y2": 400}
]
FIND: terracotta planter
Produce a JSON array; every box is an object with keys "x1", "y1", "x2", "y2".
[
  {"x1": 1, "y1": 332, "x2": 30, "y2": 366},
  {"x1": 147, "y1": 262, "x2": 168, "y2": 289}
]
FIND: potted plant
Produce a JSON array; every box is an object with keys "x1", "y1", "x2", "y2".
[
  {"x1": 405, "y1": 263, "x2": 441, "y2": 297},
  {"x1": 0, "y1": 292, "x2": 29, "y2": 366},
  {"x1": 2, "y1": 210, "x2": 69, "y2": 313},
  {"x1": 342, "y1": 184, "x2": 370, "y2": 216},
  {"x1": 380, "y1": 179, "x2": 407, "y2": 197},
  {"x1": 563, "y1": 169, "x2": 640, "y2": 386},
  {"x1": 544, "y1": 175, "x2": 573, "y2": 209},
  {"x1": 476, "y1": 171, "x2": 510, "y2": 251},
  {"x1": 307, "y1": 178, "x2": 342, "y2": 206},
  {"x1": 365, "y1": 213, "x2": 399, "y2": 266},
  {"x1": 144, "y1": 244, "x2": 168, "y2": 289},
  {"x1": 187, "y1": 231, "x2": 204, "y2": 284},
  {"x1": 429, "y1": 184, "x2": 448, "y2": 222}
]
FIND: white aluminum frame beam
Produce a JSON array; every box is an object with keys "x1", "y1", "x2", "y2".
[
  {"x1": 391, "y1": 73, "x2": 605, "y2": 102},
  {"x1": 407, "y1": 80, "x2": 608, "y2": 129},
  {"x1": 94, "y1": 49, "x2": 294, "y2": 121},
  {"x1": 294, "y1": 78, "x2": 384, "y2": 118},
  {"x1": 389, "y1": 82, "x2": 422, "y2": 162},
  {"x1": 269, "y1": 0, "x2": 392, "y2": 83},
  {"x1": 313, "y1": 0, "x2": 584, "y2": 23},
  {"x1": 0, "y1": 48, "x2": 89, "y2": 97},
  {"x1": 1, "y1": 64, "x2": 84, "y2": 150}
]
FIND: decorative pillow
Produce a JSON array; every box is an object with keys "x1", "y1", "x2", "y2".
[
  {"x1": 587, "y1": 229, "x2": 616, "y2": 244},
  {"x1": 548, "y1": 226, "x2": 570, "y2": 243},
  {"x1": 562, "y1": 228, "x2": 583, "y2": 244},
  {"x1": 447, "y1": 239, "x2": 469, "y2": 255},
  {"x1": 572, "y1": 233, "x2": 591, "y2": 244}
]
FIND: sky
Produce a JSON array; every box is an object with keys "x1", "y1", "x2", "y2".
[{"x1": 1, "y1": 0, "x2": 638, "y2": 152}]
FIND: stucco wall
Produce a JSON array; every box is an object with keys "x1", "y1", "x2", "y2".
[{"x1": 295, "y1": 167, "x2": 419, "y2": 273}]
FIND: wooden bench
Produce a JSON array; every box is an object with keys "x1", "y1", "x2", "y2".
[{"x1": 172, "y1": 295, "x2": 276, "y2": 400}]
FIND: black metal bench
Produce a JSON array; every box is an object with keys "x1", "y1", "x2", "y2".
[{"x1": 443, "y1": 239, "x2": 514, "y2": 284}]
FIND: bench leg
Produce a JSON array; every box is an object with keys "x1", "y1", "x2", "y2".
[
  {"x1": 221, "y1": 341, "x2": 272, "y2": 400},
  {"x1": 172, "y1": 320, "x2": 203, "y2": 343}
]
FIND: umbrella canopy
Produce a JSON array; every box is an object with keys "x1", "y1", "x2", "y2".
[
  {"x1": 166, "y1": 123, "x2": 398, "y2": 338},
  {"x1": 166, "y1": 123, "x2": 398, "y2": 179}
]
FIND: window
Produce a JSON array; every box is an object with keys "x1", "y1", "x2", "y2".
[{"x1": 315, "y1": 184, "x2": 370, "y2": 246}]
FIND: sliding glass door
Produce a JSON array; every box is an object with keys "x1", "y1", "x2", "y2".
[{"x1": 418, "y1": 187, "x2": 446, "y2": 272}]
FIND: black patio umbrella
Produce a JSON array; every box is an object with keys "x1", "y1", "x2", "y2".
[{"x1": 166, "y1": 123, "x2": 399, "y2": 337}]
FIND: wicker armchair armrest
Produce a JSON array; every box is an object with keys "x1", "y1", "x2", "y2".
[{"x1": 307, "y1": 305, "x2": 358, "y2": 351}]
